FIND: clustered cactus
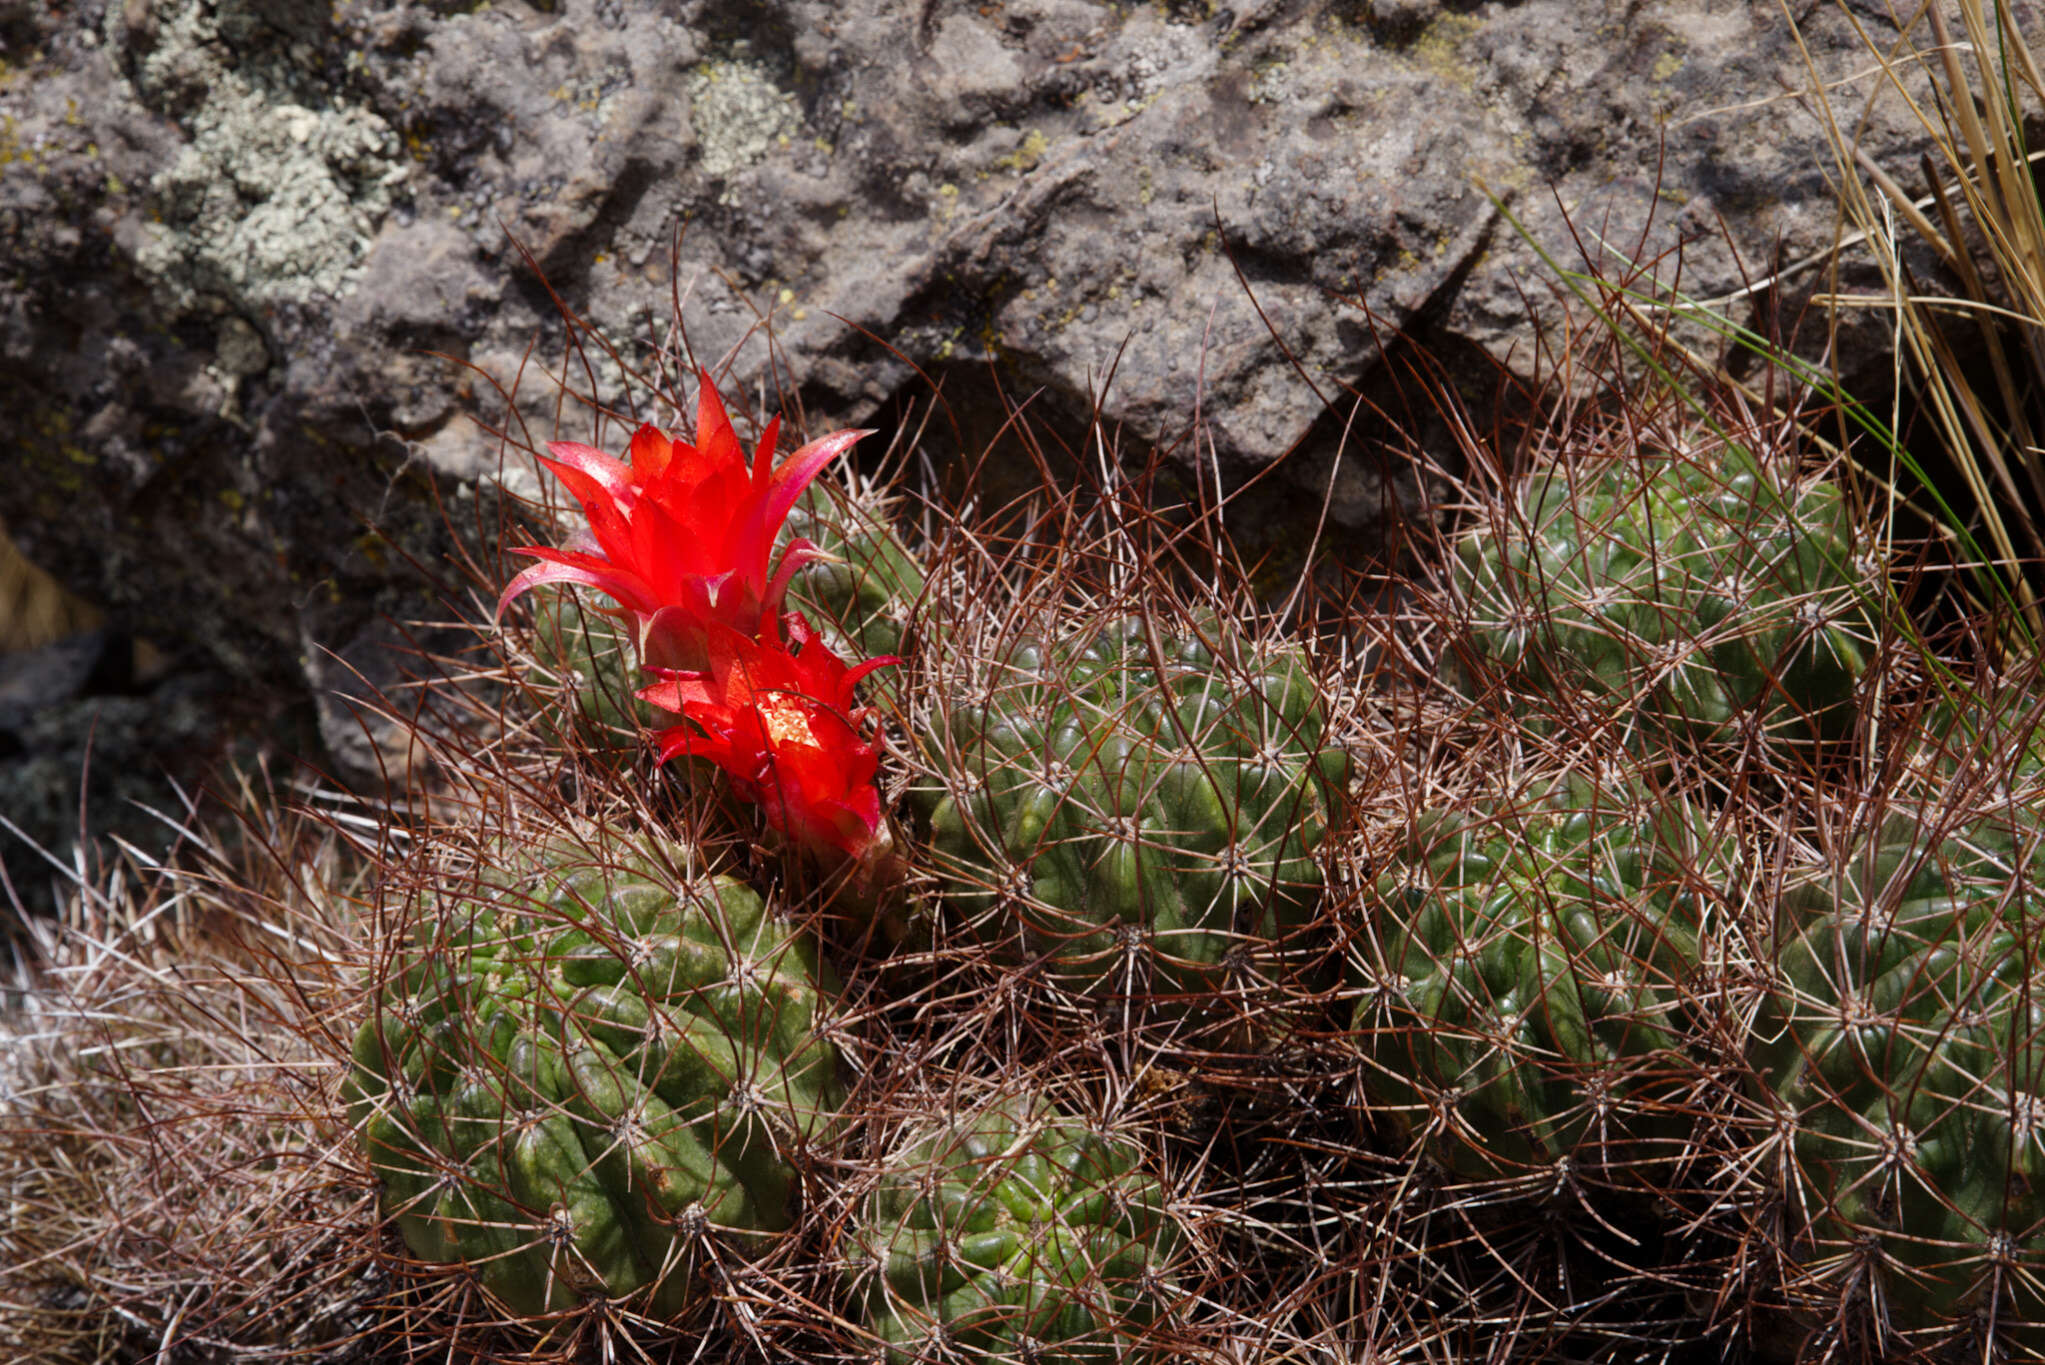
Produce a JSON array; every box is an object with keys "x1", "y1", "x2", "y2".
[
  {"x1": 23, "y1": 251, "x2": 2045, "y2": 1364},
  {"x1": 915, "y1": 609, "x2": 1348, "y2": 1010},
  {"x1": 850, "y1": 1094, "x2": 1178, "y2": 1363},
  {"x1": 303, "y1": 363, "x2": 2045, "y2": 1364},
  {"x1": 342, "y1": 836, "x2": 842, "y2": 1317},
  {"x1": 1764, "y1": 802, "x2": 2045, "y2": 1335},
  {"x1": 1353, "y1": 772, "x2": 1722, "y2": 1178},
  {"x1": 1456, "y1": 438, "x2": 1875, "y2": 753}
]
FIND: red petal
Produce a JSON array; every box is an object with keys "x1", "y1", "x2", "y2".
[
  {"x1": 624, "y1": 494, "x2": 708, "y2": 603},
  {"x1": 651, "y1": 724, "x2": 737, "y2": 769},
  {"x1": 543, "y1": 441, "x2": 635, "y2": 504},
  {"x1": 750, "y1": 429, "x2": 866, "y2": 565},
  {"x1": 693, "y1": 370, "x2": 748, "y2": 481},
  {"x1": 843, "y1": 654, "x2": 903, "y2": 690},
  {"x1": 762, "y1": 538, "x2": 824, "y2": 622},
  {"x1": 497, "y1": 550, "x2": 660, "y2": 618},
  {"x1": 628, "y1": 423, "x2": 674, "y2": 481},
  {"x1": 537, "y1": 453, "x2": 635, "y2": 559}
]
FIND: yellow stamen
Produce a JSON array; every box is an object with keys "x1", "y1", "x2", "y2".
[{"x1": 757, "y1": 695, "x2": 817, "y2": 748}]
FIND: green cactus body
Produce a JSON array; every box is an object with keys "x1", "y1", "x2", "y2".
[
  {"x1": 917, "y1": 613, "x2": 1348, "y2": 1007},
  {"x1": 853, "y1": 1097, "x2": 1177, "y2": 1363},
  {"x1": 1766, "y1": 811, "x2": 2045, "y2": 1331},
  {"x1": 526, "y1": 587, "x2": 652, "y2": 747},
  {"x1": 1354, "y1": 778, "x2": 1717, "y2": 1176},
  {"x1": 1458, "y1": 445, "x2": 1874, "y2": 750},
  {"x1": 786, "y1": 480, "x2": 926, "y2": 663},
  {"x1": 343, "y1": 840, "x2": 842, "y2": 1318}
]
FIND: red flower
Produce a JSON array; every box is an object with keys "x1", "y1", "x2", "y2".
[
  {"x1": 498, "y1": 370, "x2": 868, "y2": 670},
  {"x1": 638, "y1": 616, "x2": 900, "y2": 865}
]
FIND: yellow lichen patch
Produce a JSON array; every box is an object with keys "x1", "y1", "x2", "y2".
[
  {"x1": 996, "y1": 128, "x2": 1050, "y2": 173},
  {"x1": 1410, "y1": 12, "x2": 1487, "y2": 92},
  {"x1": 353, "y1": 531, "x2": 390, "y2": 571},
  {"x1": 0, "y1": 115, "x2": 33, "y2": 168}
]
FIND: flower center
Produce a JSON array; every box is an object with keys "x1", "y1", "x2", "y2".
[{"x1": 757, "y1": 694, "x2": 819, "y2": 748}]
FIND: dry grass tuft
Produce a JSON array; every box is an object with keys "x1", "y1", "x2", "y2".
[
  {"x1": 1793, "y1": 0, "x2": 2045, "y2": 645},
  {"x1": 0, "y1": 520, "x2": 100, "y2": 655},
  {"x1": 0, "y1": 768, "x2": 383, "y2": 1363}
]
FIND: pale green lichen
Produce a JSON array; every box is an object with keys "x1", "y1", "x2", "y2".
[
  {"x1": 107, "y1": 0, "x2": 403, "y2": 312},
  {"x1": 686, "y1": 58, "x2": 801, "y2": 181},
  {"x1": 995, "y1": 128, "x2": 1050, "y2": 173}
]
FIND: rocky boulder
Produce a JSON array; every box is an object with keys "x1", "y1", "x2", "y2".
[{"x1": 0, "y1": 0, "x2": 1946, "y2": 788}]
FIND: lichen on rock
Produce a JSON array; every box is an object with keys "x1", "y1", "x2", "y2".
[
  {"x1": 109, "y1": 0, "x2": 403, "y2": 312},
  {"x1": 684, "y1": 53, "x2": 800, "y2": 184}
]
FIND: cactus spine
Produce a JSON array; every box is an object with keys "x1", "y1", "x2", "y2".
[
  {"x1": 851, "y1": 1095, "x2": 1178, "y2": 1363},
  {"x1": 916, "y1": 609, "x2": 1348, "y2": 1008},
  {"x1": 1766, "y1": 805, "x2": 2045, "y2": 1336},
  {"x1": 1456, "y1": 441, "x2": 1874, "y2": 751},
  {"x1": 786, "y1": 478, "x2": 927, "y2": 663},
  {"x1": 343, "y1": 836, "x2": 842, "y2": 1317},
  {"x1": 1354, "y1": 773, "x2": 1721, "y2": 1177}
]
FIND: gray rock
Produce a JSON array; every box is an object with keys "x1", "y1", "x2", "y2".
[
  {"x1": 0, "y1": 0, "x2": 1951, "y2": 776},
  {"x1": 0, "y1": 656, "x2": 240, "y2": 916},
  {"x1": 0, "y1": 630, "x2": 123, "y2": 735}
]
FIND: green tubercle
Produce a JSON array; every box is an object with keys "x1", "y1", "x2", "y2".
[
  {"x1": 1456, "y1": 442, "x2": 1877, "y2": 753},
  {"x1": 916, "y1": 612, "x2": 1348, "y2": 1009},
  {"x1": 785, "y1": 478, "x2": 926, "y2": 663},
  {"x1": 851, "y1": 1095, "x2": 1178, "y2": 1363},
  {"x1": 1765, "y1": 805, "x2": 2045, "y2": 1333},
  {"x1": 1352, "y1": 773, "x2": 1723, "y2": 1177},
  {"x1": 343, "y1": 836, "x2": 843, "y2": 1319}
]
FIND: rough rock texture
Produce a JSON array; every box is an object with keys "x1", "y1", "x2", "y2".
[
  {"x1": 0, "y1": 627, "x2": 253, "y2": 911},
  {"x1": 0, "y1": 0, "x2": 1951, "y2": 787}
]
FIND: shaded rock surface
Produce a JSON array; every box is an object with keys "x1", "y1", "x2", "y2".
[
  {"x1": 0, "y1": 627, "x2": 260, "y2": 912},
  {"x1": 0, "y1": 0, "x2": 1948, "y2": 788}
]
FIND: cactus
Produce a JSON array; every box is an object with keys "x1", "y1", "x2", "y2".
[
  {"x1": 1456, "y1": 442, "x2": 1875, "y2": 751},
  {"x1": 1764, "y1": 805, "x2": 2045, "y2": 1336},
  {"x1": 915, "y1": 610, "x2": 1348, "y2": 1008},
  {"x1": 850, "y1": 1095, "x2": 1178, "y2": 1363},
  {"x1": 342, "y1": 836, "x2": 843, "y2": 1319},
  {"x1": 1353, "y1": 774, "x2": 1723, "y2": 1178},
  {"x1": 525, "y1": 586, "x2": 651, "y2": 746},
  {"x1": 785, "y1": 479, "x2": 927, "y2": 664}
]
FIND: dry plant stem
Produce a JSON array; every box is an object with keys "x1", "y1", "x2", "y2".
[{"x1": 1788, "y1": 0, "x2": 2045, "y2": 641}]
